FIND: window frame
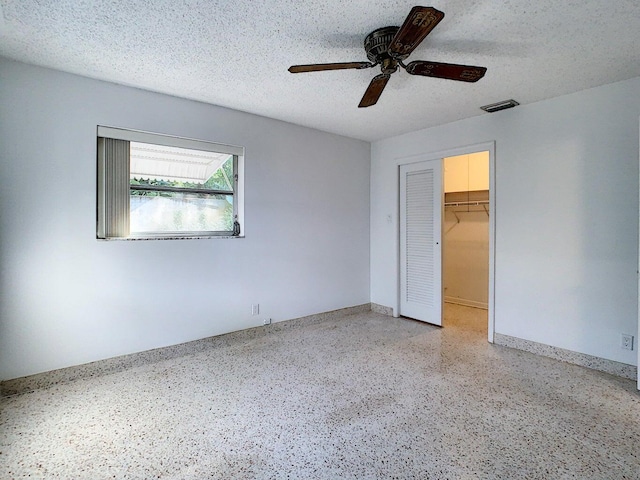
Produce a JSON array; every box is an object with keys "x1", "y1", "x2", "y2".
[{"x1": 97, "y1": 126, "x2": 244, "y2": 240}]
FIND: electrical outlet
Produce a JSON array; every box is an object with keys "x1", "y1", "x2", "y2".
[
  {"x1": 252, "y1": 304, "x2": 259, "y2": 316},
  {"x1": 620, "y1": 334, "x2": 634, "y2": 351},
  {"x1": 263, "y1": 318, "x2": 271, "y2": 326}
]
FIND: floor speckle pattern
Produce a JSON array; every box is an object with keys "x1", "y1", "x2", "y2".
[{"x1": 1, "y1": 304, "x2": 639, "y2": 479}]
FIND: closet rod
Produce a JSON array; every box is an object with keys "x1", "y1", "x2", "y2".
[{"x1": 444, "y1": 200, "x2": 489, "y2": 207}]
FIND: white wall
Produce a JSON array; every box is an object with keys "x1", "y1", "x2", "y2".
[
  {"x1": 371, "y1": 77, "x2": 640, "y2": 366},
  {"x1": 0, "y1": 59, "x2": 371, "y2": 380}
]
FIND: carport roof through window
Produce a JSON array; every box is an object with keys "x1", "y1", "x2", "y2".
[{"x1": 130, "y1": 142, "x2": 232, "y2": 186}]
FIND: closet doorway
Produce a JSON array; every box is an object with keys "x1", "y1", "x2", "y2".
[
  {"x1": 443, "y1": 151, "x2": 490, "y2": 332},
  {"x1": 395, "y1": 142, "x2": 495, "y2": 341}
]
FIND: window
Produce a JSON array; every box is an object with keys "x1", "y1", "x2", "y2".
[{"x1": 97, "y1": 126, "x2": 243, "y2": 239}]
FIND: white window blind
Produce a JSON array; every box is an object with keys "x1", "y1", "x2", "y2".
[{"x1": 97, "y1": 137, "x2": 130, "y2": 238}]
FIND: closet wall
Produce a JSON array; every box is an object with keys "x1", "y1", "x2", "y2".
[{"x1": 443, "y1": 152, "x2": 489, "y2": 309}]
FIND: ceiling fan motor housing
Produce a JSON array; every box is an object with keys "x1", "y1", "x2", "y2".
[{"x1": 364, "y1": 26, "x2": 399, "y2": 63}]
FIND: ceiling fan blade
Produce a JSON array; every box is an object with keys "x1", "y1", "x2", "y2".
[
  {"x1": 288, "y1": 62, "x2": 372, "y2": 73},
  {"x1": 388, "y1": 6, "x2": 444, "y2": 59},
  {"x1": 358, "y1": 74, "x2": 390, "y2": 108},
  {"x1": 405, "y1": 61, "x2": 487, "y2": 82}
]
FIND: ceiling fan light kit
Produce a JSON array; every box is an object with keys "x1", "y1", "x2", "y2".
[{"x1": 288, "y1": 6, "x2": 487, "y2": 108}]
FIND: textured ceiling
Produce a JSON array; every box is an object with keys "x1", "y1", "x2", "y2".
[{"x1": 1, "y1": 1, "x2": 640, "y2": 142}]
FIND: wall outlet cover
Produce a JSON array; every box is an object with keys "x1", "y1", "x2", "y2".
[{"x1": 620, "y1": 334, "x2": 633, "y2": 350}]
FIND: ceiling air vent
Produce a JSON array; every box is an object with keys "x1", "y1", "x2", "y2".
[{"x1": 480, "y1": 99, "x2": 519, "y2": 113}]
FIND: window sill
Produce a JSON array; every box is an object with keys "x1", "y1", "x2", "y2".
[{"x1": 97, "y1": 235, "x2": 245, "y2": 241}]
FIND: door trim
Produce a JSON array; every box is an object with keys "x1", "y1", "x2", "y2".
[{"x1": 394, "y1": 141, "x2": 496, "y2": 343}]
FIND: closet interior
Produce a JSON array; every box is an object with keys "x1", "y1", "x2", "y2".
[{"x1": 443, "y1": 151, "x2": 490, "y2": 311}]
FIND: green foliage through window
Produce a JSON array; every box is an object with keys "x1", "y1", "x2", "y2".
[{"x1": 130, "y1": 156, "x2": 234, "y2": 194}]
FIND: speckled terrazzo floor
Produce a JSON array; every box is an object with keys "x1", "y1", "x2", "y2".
[{"x1": 1, "y1": 304, "x2": 639, "y2": 479}]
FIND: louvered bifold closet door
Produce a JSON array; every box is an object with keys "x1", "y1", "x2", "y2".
[{"x1": 399, "y1": 160, "x2": 442, "y2": 325}]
